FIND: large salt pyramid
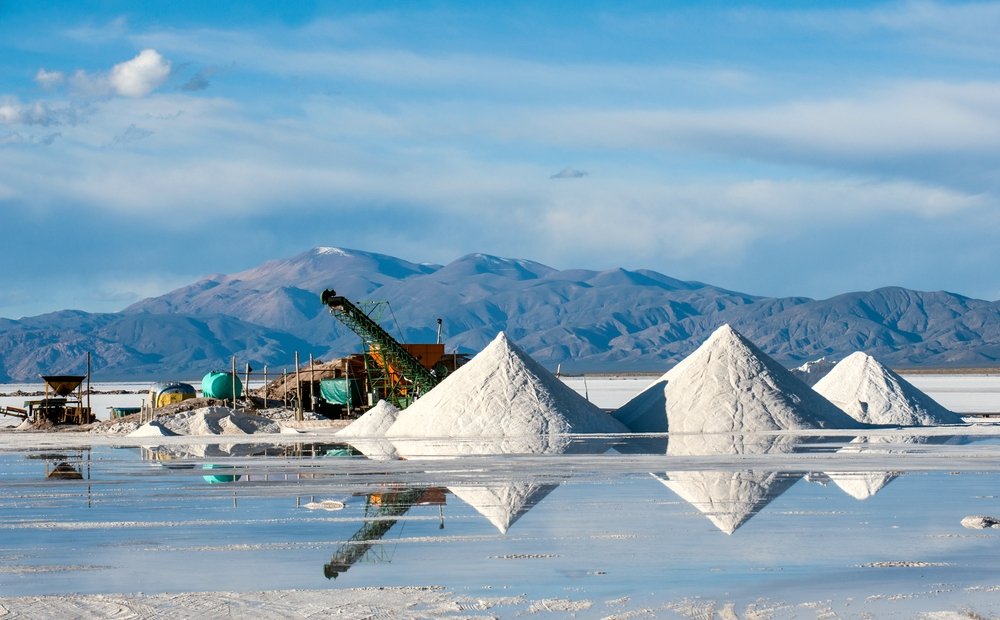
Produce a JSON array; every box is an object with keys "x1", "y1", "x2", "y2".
[
  {"x1": 386, "y1": 332, "x2": 627, "y2": 445},
  {"x1": 813, "y1": 352, "x2": 964, "y2": 426},
  {"x1": 617, "y1": 324, "x2": 862, "y2": 434}
]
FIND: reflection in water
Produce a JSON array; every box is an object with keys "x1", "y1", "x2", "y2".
[
  {"x1": 824, "y1": 435, "x2": 957, "y2": 500},
  {"x1": 653, "y1": 433, "x2": 805, "y2": 535},
  {"x1": 343, "y1": 434, "x2": 617, "y2": 536},
  {"x1": 447, "y1": 484, "x2": 557, "y2": 535},
  {"x1": 324, "y1": 487, "x2": 446, "y2": 579}
]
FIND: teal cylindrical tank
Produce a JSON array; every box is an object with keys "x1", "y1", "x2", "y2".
[{"x1": 201, "y1": 371, "x2": 243, "y2": 399}]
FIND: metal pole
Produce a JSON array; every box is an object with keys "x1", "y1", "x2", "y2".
[
  {"x1": 263, "y1": 365, "x2": 268, "y2": 406},
  {"x1": 436, "y1": 318, "x2": 442, "y2": 345}
]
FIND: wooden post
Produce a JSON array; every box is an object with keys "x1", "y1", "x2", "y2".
[
  {"x1": 231, "y1": 355, "x2": 238, "y2": 409},
  {"x1": 244, "y1": 362, "x2": 252, "y2": 409},
  {"x1": 309, "y1": 353, "x2": 315, "y2": 414},
  {"x1": 294, "y1": 352, "x2": 303, "y2": 422},
  {"x1": 86, "y1": 352, "x2": 91, "y2": 418}
]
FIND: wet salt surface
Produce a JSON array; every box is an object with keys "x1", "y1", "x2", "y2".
[{"x1": 1, "y1": 432, "x2": 999, "y2": 618}]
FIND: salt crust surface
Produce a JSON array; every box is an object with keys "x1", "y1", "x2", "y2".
[
  {"x1": 813, "y1": 351, "x2": 965, "y2": 425},
  {"x1": 386, "y1": 332, "x2": 627, "y2": 445},
  {"x1": 615, "y1": 324, "x2": 863, "y2": 434}
]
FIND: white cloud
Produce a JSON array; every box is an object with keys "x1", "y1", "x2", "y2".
[
  {"x1": 35, "y1": 68, "x2": 65, "y2": 89},
  {"x1": 109, "y1": 49, "x2": 171, "y2": 97}
]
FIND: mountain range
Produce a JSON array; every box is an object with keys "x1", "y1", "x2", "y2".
[{"x1": 2, "y1": 246, "x2": 999, "y2": 382}]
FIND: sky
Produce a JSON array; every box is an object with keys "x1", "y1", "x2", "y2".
[{"x1": 3, "y1": 0, "x2": 1000, "y2": 319}]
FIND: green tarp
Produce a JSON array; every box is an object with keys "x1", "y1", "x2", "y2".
[{"x1": 320, "y1": 378, "x2": 363, "y2": 407}]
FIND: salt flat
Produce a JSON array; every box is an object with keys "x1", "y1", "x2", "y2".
[{"x1": 0, "y1": 374, "x2": 998, "y2": 618}]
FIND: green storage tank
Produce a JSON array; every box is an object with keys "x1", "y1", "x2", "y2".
[{"x1": 201, "y1": 371, "x2": 243, "y2": 400}]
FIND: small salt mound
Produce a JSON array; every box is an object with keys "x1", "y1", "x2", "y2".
[
  {"x1": 448, "y1": 484, "x2": 557, "y2": 534},
  {"x1": 789, "y1": 357, "x2": 837, "y2": 387},
  {"x1": 386, "y1": 332, "x2": 627, "y2": 447},
  {"x1": 127, "y1": 420, "x2": 178, "y2": 437},
  {"x1": 665, "y1": 324, "x2": 863, "y2": 433},
  {"x1": 336, "y1": 400, "x2": 400, "y2": 437},
  {"x1": 813, "y1": 352, "x2": 965, "y2": 426},
  {"x1": 336, "y1": 401, "x2": 402, "y2": 460}
]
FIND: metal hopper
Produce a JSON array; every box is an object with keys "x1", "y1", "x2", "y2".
[{"x1": 41, "y1": 375, "x2": 86, "y2": 397}]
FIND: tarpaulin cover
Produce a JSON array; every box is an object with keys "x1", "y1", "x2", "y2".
[{"x1": 320, "y1": 378, "x2": 362, "y2": 406}]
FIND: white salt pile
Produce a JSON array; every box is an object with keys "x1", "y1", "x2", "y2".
[
  {"x1": 128, "y1": 406, "x2": 281, "y2": 436},
  {"x1": 447, "y1": 484, "x2": 557, "y2": 534},
  {"x1": 385, "y1": 332, "x2": 627, "y2": 451},
  {"x1": 127, "y1": 420, "x2": 178, "y2": 437},
  {"x1": 615, "y1": 324, "x2": 863, "y2": 434},
  {"x1": 789, "y1": 357, "x2": 837, "y2": 386},
  {"x1": 335, "y1": 400, "x2": 401, "y2": 460},
  {"x1": 813, "y1": 352, "x2": 964, "y2": 426},
  {"x1": 336, "y1": 400, "x2": 400, "y2": 437}
]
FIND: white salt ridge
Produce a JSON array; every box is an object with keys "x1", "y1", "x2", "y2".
[
  {"x1": 813, "y1": 352, "x2": 965, "y2": 426},
  {"x1": 615, "y1": 324, "x2": 863, "y2": 434},
  {"x1": 132, "y1": 407, "x2": 282, "y2": 436},
  {"x1": 386, "y1": 332, "x2": 627, "y2": 444}
]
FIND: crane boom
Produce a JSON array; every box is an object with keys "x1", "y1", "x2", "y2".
[
  {"x1": 321, "y1": 289, "x2": 440, "y2": 405},
  {"x1": 323, "y1": 487, "x2": 427, "y2": 579}
]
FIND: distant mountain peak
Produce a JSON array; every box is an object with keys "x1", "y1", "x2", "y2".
[{"x1": 314, "y1": 247, "x2": 353, "y2": 257}]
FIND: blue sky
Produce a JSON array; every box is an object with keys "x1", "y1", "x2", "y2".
[{"x1": 3, "y1": 1, "x2": 1000, "y2": 319}]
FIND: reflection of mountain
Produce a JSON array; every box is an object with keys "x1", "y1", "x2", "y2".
[{"x1": 653, "y1": 433, "x2": 803, "y2": 534}]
